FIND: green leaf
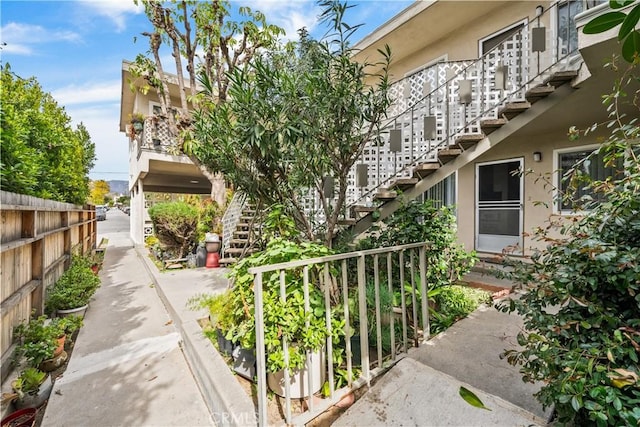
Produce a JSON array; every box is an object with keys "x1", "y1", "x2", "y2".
[
  {"x1": 618, "y1": 5, "x2": 640, "y2": 40},
  {"x1": 583, "y1": 12, "x2": 626, "y2": 34},
  {"x1": 459, "y1": 386, "x2": 491, "y2": 411},
  {"x1": 621, "y1": 30, "x2": 640, "y2": 63},
  {"x1": 571, "y1": 395, "x2": 583, "y2": 412},
  {"x1": 610, "y1": 0, "x2": 635, "y2": 9}
]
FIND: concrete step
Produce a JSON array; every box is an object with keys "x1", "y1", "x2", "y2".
[
  {"x1": 373, "y1": 189, "x2": 397, "y2": 202},
  {"x1": 525, "y1": 85, "x2": 555, "y2": 104},
  {"x1": 480, "y1": 118, "x2": 508, "y2": 135},
  {"x1": 409, "y1": 306, "x2": 552, "y2": 421},
  {"x1": 455, "y1": 133, "x2": 484, "y2": 150},
  {"x1": 438, "y1": 148, "x2": 462, "y2": 163},
  {"x1": 413, "y1": 162, "x2": 440, "y2": 178},
  {"x1": 498, "y1": 101, "x2": 531, "y2": 120},
  {"x1": 544, "y1": 70, "x2": 578, "y2": 87},
  {"x1": 389, "y1": 177, "x2": 418, "y2": 191}
]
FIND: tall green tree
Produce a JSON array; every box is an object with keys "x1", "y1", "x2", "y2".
[
  {"x1": 192, "y1": 0, "x2": 392, "y2": 246},
  {"x1": 1, "y1": 65, "x2": 95, "y2": 204},
  {"x1": 130, "y1": 0, "x2": 284, "y2": 205}
]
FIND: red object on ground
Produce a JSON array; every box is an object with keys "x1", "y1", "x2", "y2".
[
  {"x1": 206, "y1": 252, "x2": 220, "y2": 268},
  {"x1": 1, "y1": 408, "x2": 37, "y2": 427}
]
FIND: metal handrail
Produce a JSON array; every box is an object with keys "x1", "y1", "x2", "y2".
[{"x1": 250, "y1": 241, "x2": 431, "y2": 426}]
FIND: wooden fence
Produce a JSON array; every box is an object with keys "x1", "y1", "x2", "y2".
[{"x1": 0, "y1": 191, "x2": 97, "y2": 381}]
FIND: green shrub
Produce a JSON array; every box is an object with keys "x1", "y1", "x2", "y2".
[
  {"x1": 226, "y1": 237, "x2": 341, "y2": 373},
  {"x1": 46, "y1": 256, "x2": 100, "y2": 313},
  {"x1": 148, "y1": 201, "x2": 199, "y2": 258},
  {"x1": 498, "y1": 60, "x2": 640, "y2": 425},
  {"x1": 356, "y1": 200, "x2": 477, "y2": 289},
  {"x1": 431, "y1": 285, "x2": 491, "y2": 334},
  {"x1": 13, "y1": 314, "x2": 83, "y2": 367}
]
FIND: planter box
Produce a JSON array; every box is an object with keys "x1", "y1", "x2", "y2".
[
  {"x1": 232, "y1": 347, "x2": 256, "y2": 381},
  {"x1": 216, "y1": 329, "x2": 234, "y2": 357},
  {"x1": 57, "y1": 305, "x2": 88, "y2": 319},
  {"x1": 267, "y1": 350, "x2": 325, "y2": 398}
]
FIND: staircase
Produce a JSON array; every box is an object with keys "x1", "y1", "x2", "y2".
[
  {"x1": 219, "y1": 194, "x2": 262, "y2": 266},
  {"x1": 349, "y1": 69, "x2": 577, "y2": 237},
  {"x1": 296, "y1": 4, "x2": 584, "y2": 241}
]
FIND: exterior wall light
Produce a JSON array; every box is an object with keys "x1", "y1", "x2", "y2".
[
  {"x1": 533, "y1": 151, "x2": 542, "y2": 162},
  {"x1": 536, "y1": 5, "x2": 544, "y2": 16}
]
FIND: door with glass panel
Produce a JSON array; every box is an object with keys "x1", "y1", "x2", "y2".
[{"x1": 476, "y1": 159, "x2": 523, "y2": 254}]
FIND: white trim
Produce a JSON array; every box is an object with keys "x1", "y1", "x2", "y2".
[
  {"x1": 478, "y1": 18, "x2": 528, "y2": 56},
  {"x1": 475, "y1": 158, "x2": 524, "y2": 254},
  {"x1": 552, "y1": 143, "x2": 600, "y2": 215},
  {"x1": 404, "y1": 54, "x2": 448, "y2": 77}
]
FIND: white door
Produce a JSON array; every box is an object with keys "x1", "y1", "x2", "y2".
[{"x1": 476, "y1": 159, "x2": 523, "y2": 254}]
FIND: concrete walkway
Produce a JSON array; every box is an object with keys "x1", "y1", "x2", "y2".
[
  {"x1": 335, "y1": 304, "x2": 553, "y2": 426},
  {"x1": 42, "y1": 228, "x2": 552, "y2": 427},
  {"x1": 42, "y1": 231, "x2": 215, "y2": 427}
]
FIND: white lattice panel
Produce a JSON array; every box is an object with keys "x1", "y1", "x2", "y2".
[{"x1": 326, "y1": 7, "x2": 582, "y2": 218}]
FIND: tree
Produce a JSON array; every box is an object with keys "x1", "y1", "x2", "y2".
[
  {"x1": 130, "y1": 0, "x2": 284, "y2": 205},
  {"x1": 192, "y1": 0, "x2": 392, "y2": 246},
  {"x1": 89, "y1": 180, "x2": 111, "y2": 205},
  {"x1": 1, "y1": 65, "x2": 95, "y2": 204}
]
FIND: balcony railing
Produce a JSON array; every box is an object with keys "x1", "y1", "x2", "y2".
[
  {"x1": 133, "y1": 116, "x2": 181, "y2": 160},
  {"x1": 249, "y1": 241, "x2": 430, "y2": 426}
]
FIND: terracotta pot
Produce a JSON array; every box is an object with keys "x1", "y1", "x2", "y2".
[
  {"x1": 53, "y1": 335, "x2": 65, "y2": 357},
  {"x1": 39, "y1": 350, "x2": 67, "y2": 372}
]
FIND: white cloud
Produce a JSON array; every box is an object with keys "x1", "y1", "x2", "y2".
[
  {"x1": 52, "y1": 81, "x2": 121, "y2": 106},
  {"x1": 248, "y1": 1, "x2": 320, "y2": 40},
  {"x1": 65, "y1": 103, "x2": 130, "y2": 180},
  {"x1": 78, "y1": 0, "x2": 143, "y2": 32},
  {"x1": 0, "y1": 22, "x2": 82, "y2": 55}
]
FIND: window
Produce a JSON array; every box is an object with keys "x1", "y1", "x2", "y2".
[
  {"x1": 479, "y1": 22, "x2": 525, "y2": 56},
  {"x1": 555, "y1": 146, "x2": 622, "y2": 212},
  {"x1": 422, "y1": 173, "x2": 456, "y2": 208},
  {"x1": 557, "y1": 0, "x2": 606, "y2": 55}
]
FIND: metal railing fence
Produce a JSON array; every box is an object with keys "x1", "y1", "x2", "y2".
[{"x1": 248, "y1": 241, "x2": 431, "y2": 426}]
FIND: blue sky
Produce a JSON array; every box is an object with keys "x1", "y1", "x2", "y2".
[{"x1": 1, "y1": 0, "x2": 412, "y2": 183}]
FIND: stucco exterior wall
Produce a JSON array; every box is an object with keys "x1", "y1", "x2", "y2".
[{"x1": 456, "y1": 126, "x2": 609, "y2": 257}]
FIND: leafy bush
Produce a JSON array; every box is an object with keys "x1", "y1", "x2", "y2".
[
  {"x1": 498, "y1": 60, "x2": 640, "y2": 425},
  {"x1": 13, "y1": 314, "x2": 83, "y2": 367},
  {"x1": 148, "y1": 201, "x2": 199, "y2": 258},
  {"x1": 1, "y1": 65, "x2": 95, "y2": 204},
  {"x1": 357, "y1": 200, "x2": 477, "y2": 289},
  {"x1": 225, "y1": 237, "x2": 342, "y2": 373},
  {"x1": 46, "y1": 256, "x2": 100, "y2": 313},
  {"x1": 431, "y1": 285, "x2": 491, "y2": 334}
]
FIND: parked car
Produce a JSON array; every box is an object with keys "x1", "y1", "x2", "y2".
[
  {"x1": 123, "y1": 206, "x2": 130, "y2": 216},
  {"x1": 96, "y1": 206, "x2": 107, "y2": 221}
]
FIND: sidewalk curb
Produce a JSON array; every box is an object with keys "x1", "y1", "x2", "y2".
[{"x1": 136, "y1": 247, "x2": 257, "y2": 427}]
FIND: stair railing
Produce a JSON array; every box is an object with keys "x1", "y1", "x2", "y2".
[{"x1": 338, "y1": 0, "x2": 581, "y2": 215}]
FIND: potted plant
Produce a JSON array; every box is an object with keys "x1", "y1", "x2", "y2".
[
  {"x1": 129, "y1": 112, "x2": 145, "y2": 131},
  {"x1": 13, "y1": 315, "x2": 82, "y2": 371},
  {"x1": 45, "y1": 255, "x2": 101, "y2": 317},
  {"x1": 187, "y1": 291, "x2": 234, "y2": 356},
  {"x1": 10, "y1": 368, "x2": 53, "y2": 409},
  {"x1": 225, "y1": 236, "x2": 344, "y2": 397}
]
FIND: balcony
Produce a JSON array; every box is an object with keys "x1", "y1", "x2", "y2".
[{"x1": 128, "y1": 116, "x2": 211, "y2": 195}]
